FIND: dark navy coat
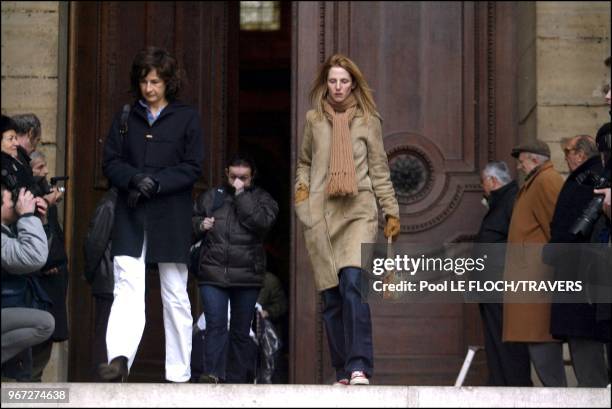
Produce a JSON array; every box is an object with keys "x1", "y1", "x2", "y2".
[{"x1": 103, "y1": 101, "x2": 204, "y2": 263}]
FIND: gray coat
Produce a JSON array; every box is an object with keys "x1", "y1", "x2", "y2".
[
  {"x1": 1, "y1": 215, "x2": 50, "y2": 309},
  {"x1": 1, "y1": 216, "x2": 48, "y2": 275}
]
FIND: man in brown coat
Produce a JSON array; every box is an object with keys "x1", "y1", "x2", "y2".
[{"x1": 503, "y1": 139, "x2": 566, "y2": 386}]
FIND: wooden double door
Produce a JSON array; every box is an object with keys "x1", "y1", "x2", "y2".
[{"x1": 67, "y1": 1, "x2": 519, "y2": 384}]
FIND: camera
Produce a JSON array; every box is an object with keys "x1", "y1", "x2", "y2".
[
  {"x1": 1, "y1": 168, "x2": 68, "y2": 202},
  {"x1": 570, "y1": 173, "x2": 610, "y2": 236},
  {"x1": 570, "y1": 122, "x2": 611, "y2": 237},
  {"x1": 30, "y1": 175, "x2": 69, "y2": 196}
]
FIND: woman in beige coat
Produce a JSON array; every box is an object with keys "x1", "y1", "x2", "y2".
[{"x1": 295, "y1": 54, "x2": 400, "y2": 385}]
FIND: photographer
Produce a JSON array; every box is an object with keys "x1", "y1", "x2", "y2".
[
  {"x1": 28, "y1": 150, "x2": 69, "y2": 381},
  {"x1": 594, "y1": 187, "x2": 611, "y2": 220},
  {"x1": 30, "y1": 151, "x2": 64, "y2": 207},
  {"x1": 1, "y1": 184, "x2": 54, "y2": 367},
  {"x1": 590, "y1": 123, "x2": 611, "y2": 381},
  {"x1": 12, "y1": 114, "x2": 42, "y2": 158},
  {"x1": 593, "y1": 123, "x2": 611, "y2": 221}
]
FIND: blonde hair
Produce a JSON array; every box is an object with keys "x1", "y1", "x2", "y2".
[{"x1": 309, "y1": 54, "x2": 380, "y2": 121}]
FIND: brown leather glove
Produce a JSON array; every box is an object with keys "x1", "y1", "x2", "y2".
[
  {"x1": 295, "y1": 183, "x2": 309, "y2": 204},
  {"x1": 384, "y1": 215, "x2": 401, "y2": 240}
]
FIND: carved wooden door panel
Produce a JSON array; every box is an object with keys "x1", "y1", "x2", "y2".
[
  {"x1": 67, "y1": 1, "x2": 236, "y2": 381},
  {"x1": 291, "y1": 1, "x2": 519, "y2": 385}
]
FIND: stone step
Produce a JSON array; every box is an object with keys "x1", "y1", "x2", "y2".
[{"x1": 1, "y1": 382, "x2": 610, "y2": 407}]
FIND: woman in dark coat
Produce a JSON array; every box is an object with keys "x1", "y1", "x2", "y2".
[
  {"x1": 192, "y1": 154, "x2": 278, "y2": 383},
  {"x1": 99, "y1": 46, "x2": 204, "y2": 383},
  {"x1": 1, "y1": 115, "x2": 35, "y2": 193}
]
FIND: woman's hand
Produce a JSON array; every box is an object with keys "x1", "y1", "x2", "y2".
[
  {"x1": 295, "y1": 183, "x2": 309, "y2": 204},
  {"x1": 384, "y1": 215, "x2": 401, "y2": 240}
]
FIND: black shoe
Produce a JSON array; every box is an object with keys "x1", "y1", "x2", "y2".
[
  {"x1": 98, "y1": 356, "x2": 128, "y2": 382},
  {"x1": 198, "y1": 374, "x2": 220, "y2": 384}
]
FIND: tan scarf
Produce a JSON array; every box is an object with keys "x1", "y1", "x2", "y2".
[{"x1": 323, "y1": 94, "x2": 358, "y2": 197}]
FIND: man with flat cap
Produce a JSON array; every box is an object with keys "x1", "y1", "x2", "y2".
[{"x1": 503, "y1": 139, "x2": 566, "y2": 386}]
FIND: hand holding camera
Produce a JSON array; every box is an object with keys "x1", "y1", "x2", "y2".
[
  {"x1": 594, "y1": 187, "x2": 611, "y2": 220},
  {"x1": 43, "y1": 187, "x2": 64, "y2": 206},
  {"x1": 34, "y1": 197, "x2": 48, "y2": 224},
  {"x1": 15, "y1": 188, "x2": 36, "y2": 215}
]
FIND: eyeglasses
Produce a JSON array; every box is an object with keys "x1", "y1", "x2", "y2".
[{"x1": 563, "y1": 147, "x2": 578, "y2": 156}]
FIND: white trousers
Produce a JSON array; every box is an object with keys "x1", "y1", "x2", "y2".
[{"x1": 105, "y1": 233, "x2": 193, "y2": 382}]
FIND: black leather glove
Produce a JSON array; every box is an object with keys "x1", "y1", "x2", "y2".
[
  {"x1": 127, "y1": 189, "x2": 141, "y2": 208},
  {"x1": 130, "y1": 173, "x2": 159, "y2": 199}
]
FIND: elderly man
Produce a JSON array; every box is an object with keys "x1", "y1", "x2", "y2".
[
  {"x1": 503, "y1": 139, "x2": 565, "y2": 386},
  {"x1": 475, "y1": 161, "x2": 532, "y2": 386},
  {"x1": 546, "y1": 135, "x2": 608, "y2": 387},
  {"x1": 12, "y1": 114, "x2": 42, "y2": 157},
  {"x1": 28, "y1": 150, "x2": 69, "y2": 382}
]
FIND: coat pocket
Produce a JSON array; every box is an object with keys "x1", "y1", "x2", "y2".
[
  {"x1": 303, "y1": 218, "x2": 338, "y2": 291},
  {"x1": 295, "y1": 198, "x2": 311, "y2": 228}
]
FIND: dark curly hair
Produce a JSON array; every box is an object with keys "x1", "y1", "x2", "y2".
[{"x1": 130, "y1": 47, "x2": 181, "y2": 102}]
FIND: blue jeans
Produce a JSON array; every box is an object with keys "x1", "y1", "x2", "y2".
[
  {"x1": 199, "y1": 285, "x2": 260, "y2": 382},
  {"x1": 322, "y1": 267, "x2": 373, "y2": 381}
]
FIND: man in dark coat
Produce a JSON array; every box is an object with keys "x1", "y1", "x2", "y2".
[
  {"x1": 473, "y1": 161, "x2": 532, "y2": 386},
  {"x1": 547, "y1": 134, "x2": 609, "y2": 387},
  {"x1": 83, "y1": 188, "x2": 116, "y2": 380},
  {"x1": 27, "y1": 151, "x2": 69, "y2": 381},
  {"x1": 99, "y1": 47, "x2": 204, "y2": 383}
]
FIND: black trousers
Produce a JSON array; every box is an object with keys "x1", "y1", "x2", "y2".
[
  {"x1": 92, "y1": 296, "x2": 113, "y2": 381},
  {"x1": 479, "y1": 303, "x2": 533, "y2": 386}
]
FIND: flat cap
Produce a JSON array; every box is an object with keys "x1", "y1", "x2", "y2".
[{"x1": 511, "y1": 139, "x2": 550, "y2": 158}]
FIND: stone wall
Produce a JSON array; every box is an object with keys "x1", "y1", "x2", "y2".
[
  {"x1": 536, "y1": 1, "x2": 611, "y2": 175},
  {"x1": 1, "y1": 1, "x2": 64, "y2": 175},
  {"x1": 1, "y1": 1, "x2": 68, "y2": 382}
]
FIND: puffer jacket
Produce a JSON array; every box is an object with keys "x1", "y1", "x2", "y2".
[{"x1": 192, "y1": 184, "x2": 278, "y2": 287}]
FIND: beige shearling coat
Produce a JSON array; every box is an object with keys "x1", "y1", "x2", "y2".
[
  {"x1": 295, "y1": 109, "x2": 399, "y2": 291},
  {"x1": 502, "y1": 161, "x2": 564, "y2": 342}
]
